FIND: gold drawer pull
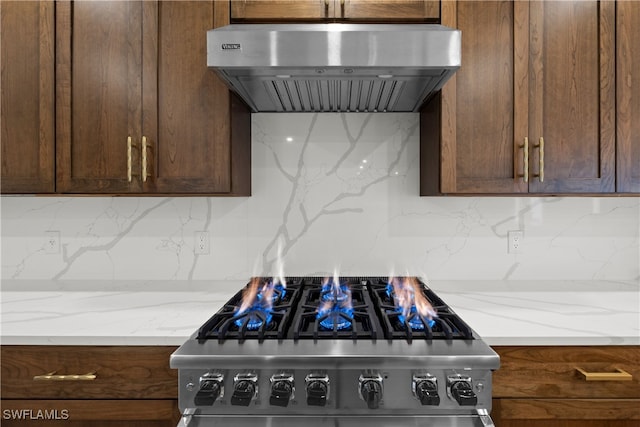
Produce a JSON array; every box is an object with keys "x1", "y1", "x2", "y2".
[
  {"x1": 576, "y1": 367, "x2": 632, "y2": 381},
  {"x1": 33, "y1": 371, "x2": 97, "y2": 381}
]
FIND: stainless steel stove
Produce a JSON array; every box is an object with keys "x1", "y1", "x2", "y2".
[{"x1": 171, "y1": 276, "x2": 500, "y2": 427}]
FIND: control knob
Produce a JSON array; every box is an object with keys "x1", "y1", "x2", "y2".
[
  {"x1": 448, "y1": 375, "x2": 477, "y2": 406},
  {"x1": 230, "y1": 373, "x2": 258, "y2": 406},
  {"x1": 305, "y1": 373, "x2": 330, "y2": 407},
  {"x1": 412, "y1": 374, "x2": 440, "y2": 406},
  {"x1": 269, "y1": 373, "x2": 295, "y2": 407},
  {"x1": 358, "y1": 372, "x2": 383, "y2": 409},
  {"x1": 194, "y1": 373, "x2": 224, "y2": 406}
]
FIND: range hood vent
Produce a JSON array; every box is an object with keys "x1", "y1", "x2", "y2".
[{"x1": 207, "y1": 24, "x2": 461, "y2": 113}]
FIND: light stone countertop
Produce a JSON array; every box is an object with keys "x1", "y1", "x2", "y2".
[{"x1": 1, "y1": 280, "x2": 638, "y2": 346}]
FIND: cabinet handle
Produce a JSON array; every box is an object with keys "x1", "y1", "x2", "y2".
[
  {"x1": 324, "y1": 0, "x2": 329, "y2": 17},
  {"x1": 126, "y1": 136, "x2": 139, "y2": 182},
  {"x1": 576, "y1": 367, "x2": 632, "y2": 382},
  {"x1": 521, "y1": 137, "x2": 529, "y2": 183},
  {"x1": 340, "y1": 0, "x2": 345, "y2": 17},
  {"x1": 142, "y1": 136, "x2": 150, "y2": 182},
  {"x1": 534, "y1": 137, "x2": 544, "y2": 182},
  {"x1": 33, "y1": 371, "x2": 97, "y2": 381}
]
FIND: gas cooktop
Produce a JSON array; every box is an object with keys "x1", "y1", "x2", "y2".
[{"x1": 195, "y1": 276, "x2": 475, "y2": 343}]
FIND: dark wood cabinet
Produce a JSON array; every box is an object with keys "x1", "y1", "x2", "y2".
[
  {"x1": 616, "y1": 1, "x2": 640, "y2": 193},
  {"x1": 55, "y1": 0, "x2": 250, "y2": 195},
  {"x1": 422, "y1": 0, "x2": 617, "y2": 195},
  {"x1": 0, "y1": 346, "x2": 179, "y2": 427},
  {"x1": 491, "y1": 346, "x2": 640, "y2": 427},
  {"x1": 0, "y1": 1, "x2": 55, "y2": 194},
  {"x1": 231, "y1": 0, "x2": 439, "y2": 21}
]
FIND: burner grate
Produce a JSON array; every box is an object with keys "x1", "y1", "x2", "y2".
[
  {"x1": 291, "y1": 279, "x2": 381, "y2": 340},
  {"x1": 368, "y1": 278, "x2": 475, "y2": 342},
  {"x1": 195, "y1": 276, "x2": 475, "y2": 343}
]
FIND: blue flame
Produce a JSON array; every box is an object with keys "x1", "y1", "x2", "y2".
[
  {"x1": 234, "y1": 303, "x2": 273, "y2": 331},
  {"x1": 272, "y1": 282, "x2": 286, "y2": 302},
  {"x1": 397, "y1": 305, "x2": 436, "y2": 330},
  {"x1": 321, "y1": 281, "x2": 350, "y2": 303},
  {"x1": 386, "y1": 282, "x2": 436, "y2": 330},
  {"x1": 317, "y1": 305, "x2": 354, "y2": 330}
]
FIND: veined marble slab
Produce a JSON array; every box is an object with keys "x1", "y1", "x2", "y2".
[{"x1": 1, "y1": 280, "x2": 637, "y2": 346}]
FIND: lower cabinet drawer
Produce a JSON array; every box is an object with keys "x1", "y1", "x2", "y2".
[
  {"x1": 496, "y1": 398, "x2": 640, "y2": 420},
  {"x1": 492, "y1": 346, "x2": 640, "y2": 399},
  {"x1": 1, "y1": 346, "x2": 178, "y2": 399}
]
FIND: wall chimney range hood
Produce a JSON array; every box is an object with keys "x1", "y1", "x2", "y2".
[{"x1": 207, "y1": 24, "x2": 461, "y2": 113}]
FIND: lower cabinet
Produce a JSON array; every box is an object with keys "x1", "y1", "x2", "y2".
[
  {"x1": 0, "y1": 346, "x2": 180, "y2": 426},
  {"x1": 491, "y1": 346, "x2": 640, "y2": 427}
]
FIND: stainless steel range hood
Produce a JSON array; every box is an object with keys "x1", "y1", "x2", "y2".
[{"x1": 207, "y1": 24, "x2": 461, "y2": 113}]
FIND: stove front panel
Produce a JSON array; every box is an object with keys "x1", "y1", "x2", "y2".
[{"x1": 177, "y1": 366, "x2": 493, "y2": 416}]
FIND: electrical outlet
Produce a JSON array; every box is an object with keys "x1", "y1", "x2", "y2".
[
  {"x1": 508, "y1": 230, "x2": 524, "y2": 254},
  {"x1": 45, "y1": 231, "x2": 60, "y2": 254},
  {"x1": 194, "y1": 231, "x2": 210, "y2": 255}
]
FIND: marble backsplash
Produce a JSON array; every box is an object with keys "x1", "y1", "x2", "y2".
[{"x1": 1, "y1": 113, "x2": 638, "y2": 283}]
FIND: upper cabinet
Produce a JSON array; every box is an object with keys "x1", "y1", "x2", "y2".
[
  {"x1": 231, "y1": 0, "x2": 439, "y2": 21},
  {"x1": 617, "y1": 1, "x2": 640, "y2": 193},
  {"x1": 56, "y1": 0, "x2": 250, "y2": 195},
  {"x1": 0, "y1": 1, "x2": 55, "y2": 194},
  {"x1": 422, "y1": 0, "x2": 622, "y2": 195}
]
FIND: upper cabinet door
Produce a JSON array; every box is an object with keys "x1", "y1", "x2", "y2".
[
  {"x1": 56, "y1": 0, "x2": 250, "y2": 195},
  {"x1": 436, "y1": 1, "x2": 528, "y2": 194},
  {"x1": 141, "y1": 1, "x2": 233, "y2": 194},
  {"x1": 616, "y1": 1, "x2": 640, "y2": 193},
  {"x1": 231, "y1": 0, "x2": 438, "y2": 21},
  {"x1": 527, "y1": 1, "x2": 615, "y2": 193},
  {"x1": 56, "y1": 1, "x2": 144, "y2": 193},
  {"x1": 1, "y1": 1, "x2": 55, "y2": 194}
]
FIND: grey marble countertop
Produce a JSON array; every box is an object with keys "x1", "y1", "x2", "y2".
[{"x1": 1, "y1": 280, "x2": 638, "y2": 346}]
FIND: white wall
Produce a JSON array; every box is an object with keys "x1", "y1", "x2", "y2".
[{"x1": 2, "y1": 113, "x2": 638, "y2": 282}]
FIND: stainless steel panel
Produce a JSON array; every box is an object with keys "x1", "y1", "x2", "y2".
[
  {"x1": 177, "y1": 415, "x2": 495, "y2": 427},
  {"x1": 171, "y1": 338, "x2": 500, "y2": 370}
]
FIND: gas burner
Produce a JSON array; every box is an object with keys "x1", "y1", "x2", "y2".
[
  {"x1": 233, "y1": 307, "x2": 273, "y2": 331},
  {"x1": 317, "y1": 303, "x2": 354, "y2": 331},
  {"x1": 196, "y1": 278, "x2": 304, "y2": 342},
  {"x1": 369, "y1": 277, "x2": 474, "y2": 342},
  {"x1": 394, "y1": 305, "x2": 436, "y2": 331},
  {"x1": 320, "y1": 279, "x2": 351, "y2": 304},
  {"x1": 292, "y1": 278, "x2": 380, "y2": 340}
]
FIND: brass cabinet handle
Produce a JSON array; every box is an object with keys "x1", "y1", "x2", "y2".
[
  {"x1": 127, "y1": 136, "x2": 133, "y2": 182},
  {"x1": 33, "y1": 371, "x2": 97, "y2": 381},
  {"x1": 522, "y1": 137, "x2": 529, "y2": 183},
  {"x1": 340, "y1": 0, "x2": 345, "y2": 17},
  {"x1": 142, "y1": 136, "x2": 150, "y2": 182},
  {"x1": 127, "y1": 136, "x2": 141, "y2": 182},
  {"x1": 324, "y1": 0, "x2": 329, "y2": 16},
  {"x1": 576, "y1": 367, "x2": 632, "y2": 382},
  {"x1": 535, "y1": 136, "x2": 544, "y2": 182}
]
